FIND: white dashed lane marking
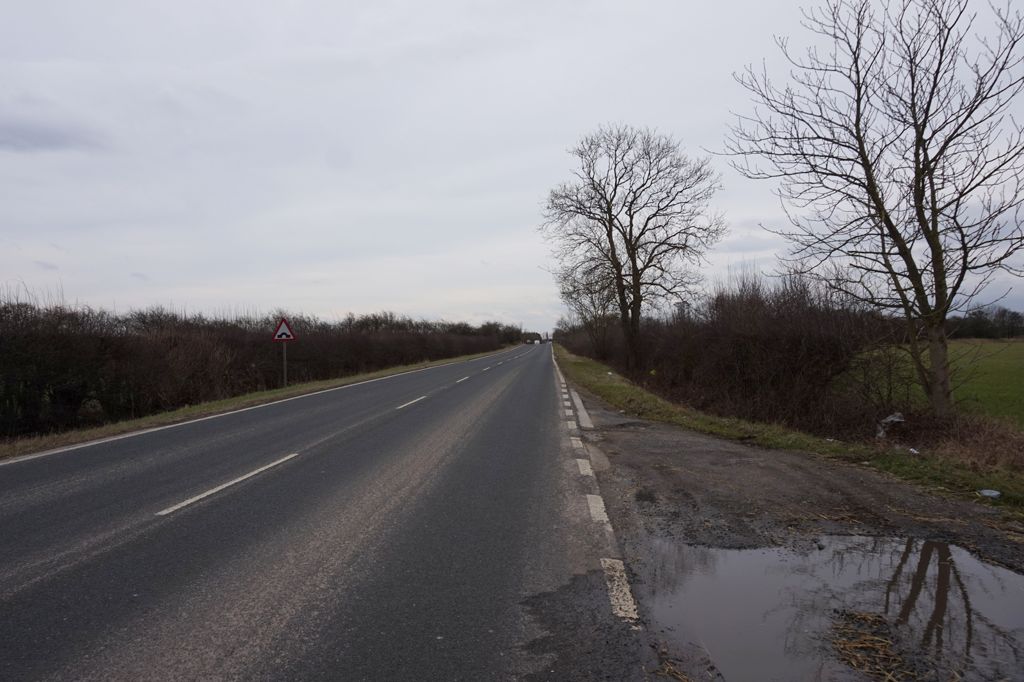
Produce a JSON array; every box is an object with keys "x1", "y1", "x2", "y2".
[
  {"x1": 553, "y1": 358, "x2": 640, "y2": 628},
  {"x1": 157, "y1": 453, "x2": 299, "y2": 516},
  {"x1": 570, "y1": 390, "x2": 593, "y2": 429},
  {"x1": 586, "y1": 494, "x2": 609, "y2": 523},
  {"x1": 601, "y1": 558, "x2": 640, "y2": 623},
  {"x1": 396, "y1": 395, "x2": 427, "y2": 410}
]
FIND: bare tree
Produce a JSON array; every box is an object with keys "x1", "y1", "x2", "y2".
[
  {"x1": 544, "y1": 125, "x2": 725, "y2": 368},
  {"x1": 555, "y1": 264, "x2": 617, "y2": 359},
  {"x1": 726, "y1": 0, "x2": 1024, "y2": 418}
]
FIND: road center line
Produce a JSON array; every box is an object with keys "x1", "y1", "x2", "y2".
[
  {"x1": 456, "y1": 376, "x2": 469, "y2": 384},
  {"x1": 483, "y1": 367, "x2": 491, "y2": 372},
  {"x1": 396, "y1": 395, "x2": 428, "y2": 410},
  {"x1": 156, "y1": 452, "x2": 299, "y2": 516},
  {"x1": 2, "y1": 346, "x2": 518, "y2": 468}
]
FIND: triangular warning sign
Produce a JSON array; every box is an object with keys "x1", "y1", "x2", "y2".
[{"x1": 272, "y1": 318, "x2": 296, "y2": 341}]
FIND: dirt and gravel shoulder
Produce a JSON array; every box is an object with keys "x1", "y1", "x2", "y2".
[
  {"x1": 583, "y1": 389, "x2": 1024, "y2": 569},
  {"x1": 573, "y1": 385, "x2": 1024, "y2": 680}
]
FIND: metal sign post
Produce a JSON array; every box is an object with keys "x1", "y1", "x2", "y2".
[{"x1": 272, "y1": 318, "x2": 296, "y2": 388}]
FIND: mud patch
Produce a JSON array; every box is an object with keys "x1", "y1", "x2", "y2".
[
  {"x1": 640, "y1": 536, "x2": 1024, "y2": 681},
  {"x1": 520, "y1": 569, "x2": 654, "y2": 680}
]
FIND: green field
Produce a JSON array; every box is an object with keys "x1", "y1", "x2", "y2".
[{"x1": 952, "y1": 339, "x2": 1024, "y2": 428}]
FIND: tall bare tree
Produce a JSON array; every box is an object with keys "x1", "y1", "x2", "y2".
[
  {"x1": 726, "y1": 0, "x2": 1024, "y2": 418},
  {"x1": 544, "y1": 125, "x2": 725, "y2": 368},
  {"x1": 555, "y1": 264, "x2": 617, "y2": 359}
]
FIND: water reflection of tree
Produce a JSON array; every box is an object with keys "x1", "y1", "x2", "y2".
[
  {"x1": 796, "y1": 537, "x2": 1023, "y2": 679},
  {"x1": 646, "y1": 539, "x2": 720, "y2": 595},
  {"x1": 648, "y1": 536, "x2": 1022, "y2": 679},
  {"x1": 880, "y1": 538, "x2": 1022, "y2": 677}
]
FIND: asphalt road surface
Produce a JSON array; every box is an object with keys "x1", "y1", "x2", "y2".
[{"x1": 0, "y1": 345, "x2": 646, "y2": 680}]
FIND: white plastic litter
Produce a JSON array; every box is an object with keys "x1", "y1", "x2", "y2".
[{"x1": 876, "y1": 412, "x2": 905, "y2": 439}]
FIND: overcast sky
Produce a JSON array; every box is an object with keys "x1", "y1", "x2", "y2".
[{"x1": 2, "y1": 0, "x2": 1021, "y2": 332}]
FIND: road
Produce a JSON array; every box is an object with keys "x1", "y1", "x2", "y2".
[{"x1": 0, "y1": 345, "x2": 646, "y2": 680}]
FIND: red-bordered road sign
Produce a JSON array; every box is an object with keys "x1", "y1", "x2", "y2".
[{"x1": 272, "y1": 318, "x2": 296, "y2": 342}]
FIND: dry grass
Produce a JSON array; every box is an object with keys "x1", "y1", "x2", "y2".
[
  {"x1": 652, "y1": 660, "x2": 693, "y2": 681},
  {"x1": 932, "y1": 414, "x2": 1024, "y2": 470},
  {"x1": 832, "y1": 611, "x2": 917, "y2": 681},
  {"x1": 651, "y1": 644, "x2": 695, "y2": 681}
]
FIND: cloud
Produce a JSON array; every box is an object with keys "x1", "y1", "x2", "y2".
[
  {"x1": 0, "y1": 0, "x2": 825, "y2": 334},
  {"x1": 33, "y1": 260, "x2": 59, "y2": 271},
  {"x1": 715, "y1": 231, "x2": 786, "y2": 254},
  {"x1": 0, "y1": 116, "x2": 103, "y2": 153}
]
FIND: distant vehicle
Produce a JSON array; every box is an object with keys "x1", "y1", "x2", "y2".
[{"x1": 522, "y1": 332, "x2": 543, "y2": 344}]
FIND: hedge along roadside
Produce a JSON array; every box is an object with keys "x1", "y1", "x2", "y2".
[{"x1": 0, "y1": 348, "x2": 511, "y2": 463}]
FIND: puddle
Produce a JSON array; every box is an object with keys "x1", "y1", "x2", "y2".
[{"x1": 641, "y1": 536, "x2": 1024, "y2": 681}]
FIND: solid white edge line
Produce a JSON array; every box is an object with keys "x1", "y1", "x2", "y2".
[
  {"x1": 586, "y1": 494, "x2": 609, "y2": 522},
  {"x1": 455, "y1": 376, "x2": 469, "y2": 384},
  {"x1": 576, "y1": 458, "x2": 594, "y2": 477},
  {"x1": 1, "y1": 346, "x2": 526, "y2": 468},
  {"x1": 601, "y1": 558, "x2": 640, "y2": 622},
  {"x1": 396, "y1": 395, "x2": 427, "y2": 410},
  {"x1": 156, "y1": 452, "x2": 299, "y2": 516}
]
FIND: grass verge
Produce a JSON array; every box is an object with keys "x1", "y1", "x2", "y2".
[
  {"x1": 0, "y1": 348, "x2": 507, "y2": 462},
  {"x1": 554, "y1": 345, "x2": 1024, "y2": 518}
]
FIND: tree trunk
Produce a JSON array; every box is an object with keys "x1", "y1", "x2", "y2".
[
  {"x1": 926, "y1": 323, "x2": 954, "y2": 419},
  {"x1": 620, "y1": 315, "x2": 639, "y2": 370}
]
